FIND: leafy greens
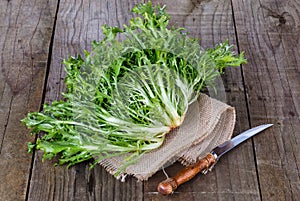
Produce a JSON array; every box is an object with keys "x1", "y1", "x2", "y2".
[{"x1": 22, "y1": 2, "x2": 247, "y2": 173}]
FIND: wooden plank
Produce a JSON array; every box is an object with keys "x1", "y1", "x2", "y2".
[
  {"x1": 0, "y1": 0, "x2": 58, "y2": 200},
  {"x1": 27, "y1": 1, "x2": 143, "y2": 200},
  {"x1": 232, "y1": 0, "x2": 300, "y2": 200},
  {"x1": 145, "y1": 0, "x2": 260, "y2": 200}
]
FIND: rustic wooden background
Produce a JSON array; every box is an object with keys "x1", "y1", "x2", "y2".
[{"x1": 0, "y1": 0, "x2": 299, "y2": 200}]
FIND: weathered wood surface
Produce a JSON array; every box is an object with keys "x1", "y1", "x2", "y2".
[
  {"x1": 145, "y1": 0, "x2": 261, "y2": 200},
  {"x1": 232, "y1": 1, "x2": 300, "y2": 200},
  {"x1": 27, "y1": 1, "x2": 143, "y2": 201},
  {"x1": 0, "y1": 0, "x2": 58, "y2": 201},
  {"x1": 0, "y1": 0, "x2": 299, "y2": 201}
]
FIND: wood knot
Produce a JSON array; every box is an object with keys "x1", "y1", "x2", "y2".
[
  {"x1": 278, "y1": 16, "x2": 286, "y2": 25},
  {"x1": 260, "y1": 5, "x2": 295, "y2": 31}
]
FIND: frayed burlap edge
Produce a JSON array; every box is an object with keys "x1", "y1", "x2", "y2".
[{"x1": 99, "y1": 94, "x2": 235, "y2": 181}]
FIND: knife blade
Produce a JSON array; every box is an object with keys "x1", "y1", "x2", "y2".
[{"x1": 157, "y1": 124, "x2": 273, "y2": 195}]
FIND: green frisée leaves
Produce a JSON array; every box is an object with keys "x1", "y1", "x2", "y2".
[{"x1": 22, "y1": 1, "x2": 247, "y2": 175}]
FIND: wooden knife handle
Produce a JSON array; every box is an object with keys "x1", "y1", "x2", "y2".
[{"x1": 157, "y1": 153, "x2": 216, "y2": 195}]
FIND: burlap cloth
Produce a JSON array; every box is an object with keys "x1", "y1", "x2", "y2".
[{"x1": 99, "y1": 93, "x2": 235, "y2": 181}]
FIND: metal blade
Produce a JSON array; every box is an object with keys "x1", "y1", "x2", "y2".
[{"x1": 212, "y1": 124, "x2": 273, "y2": 159}]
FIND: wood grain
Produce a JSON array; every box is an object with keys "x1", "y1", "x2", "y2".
[
  {"x1": 145, "y1": 0, "x2": 261, "y2": 200},
  {"x1": 0, "y1": 0, "x2": 58, "y2": 200},
  {"x1": 157, "y1": 153, "x2": 216, "y2": 195},
  {"x1": 232, "y1": 0, "x2": 300, "y2": 200},
  {"x1": 1, "y1": 0, "x2": 298, "y2": 200},
  {"x1": 0, "y1": 0, "x2": 56, "y2": 200},
  {"x1": 27, "y1": 1, "x2": 143, "y2": 200}
]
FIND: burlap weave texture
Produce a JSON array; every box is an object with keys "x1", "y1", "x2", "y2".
[{"x1": 100, "y1": 93, "x2": 235, "y2": 181}]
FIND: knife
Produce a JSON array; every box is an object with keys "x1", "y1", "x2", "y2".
[{"x1": 157, "y1": 124, "x2": 273, "y2": 195}]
